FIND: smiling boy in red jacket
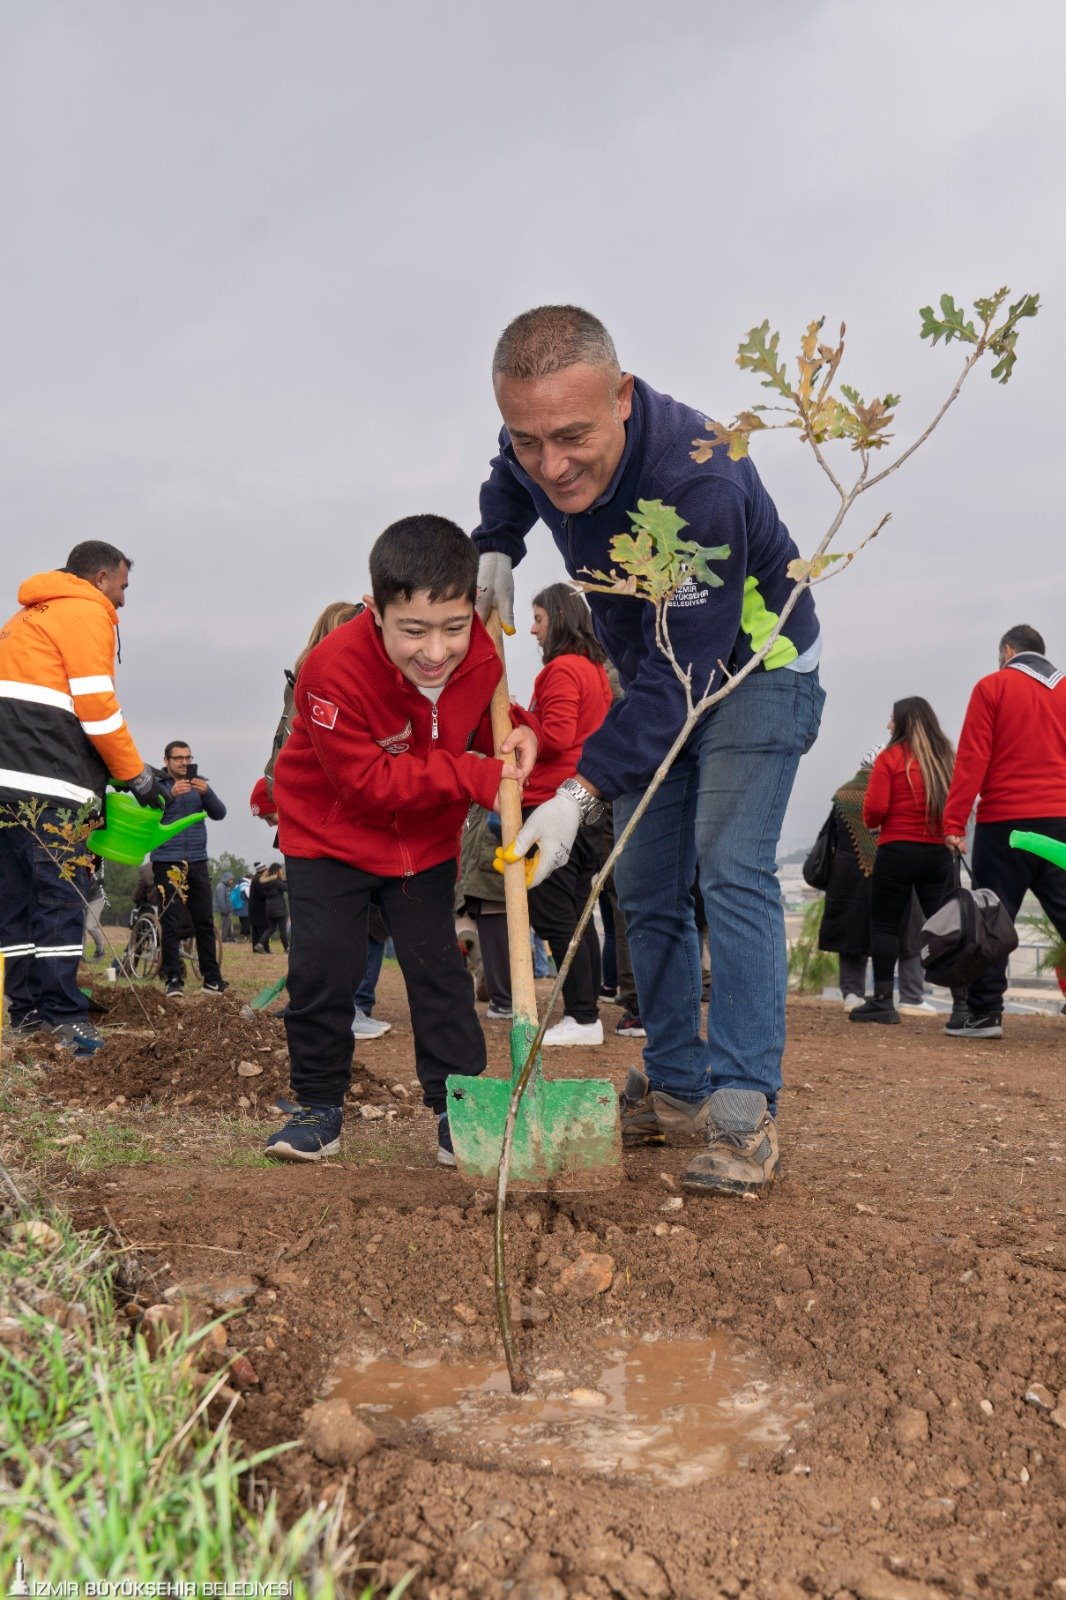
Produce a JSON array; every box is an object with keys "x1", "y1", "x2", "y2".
[{"x1": 267, "y1": 516, "x2": 538, "y2": 1165}]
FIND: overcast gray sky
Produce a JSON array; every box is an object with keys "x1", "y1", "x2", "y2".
[{"x1": 2, "y1": 0, "x2": 1063, "y2": 869}]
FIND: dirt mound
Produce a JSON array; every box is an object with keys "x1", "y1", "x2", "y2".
[
  {"x1": 39, "y1": 979, "x2": 1066, "y2": 1596},
  {"x1": 37, "y1": 988, "x2": 402, "y2": 1114}
]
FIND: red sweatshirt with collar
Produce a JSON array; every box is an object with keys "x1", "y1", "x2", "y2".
[
  {"x1": 863, "y1": 742, "x2": 945, "y2": 845},
  {"x1": 274, "y1": 610, "x2": 536, "y2": 877},
  {"x1": 523, "y1": 652, "x2": 614, "y2": 806},
  {"x1": 943, "y1": 664, "x2": 1066, "y2": 836}
]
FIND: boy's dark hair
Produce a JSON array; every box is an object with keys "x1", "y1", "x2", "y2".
[
  {"x1": 65, "y1": 541, "x2": 133, "y2": 577},
  {"x1": 1000, "y1": 623, "x2": 1045, "y2": 656},
  {"x1": 369, "y1": 516, "x2": 478, "y2": 612}
]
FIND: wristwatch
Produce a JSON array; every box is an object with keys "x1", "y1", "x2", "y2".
[{"x1": 557, "y1": 777, "x2": 605, "y2": 826}]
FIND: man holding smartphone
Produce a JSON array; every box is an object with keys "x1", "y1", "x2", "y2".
[{"x1": 151, "y1": 740, "x2": 228, "y2": 997}]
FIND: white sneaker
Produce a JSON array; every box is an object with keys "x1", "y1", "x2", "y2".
[
  {"x1": 352, "y1": 1009, "x2": 391, "y2": 1038},
  {"x1": 542, "y1": 1015, "x2": 604, "y2": 1047},
  {"x1": 898, "y1": 1000, "x2": 938, "y2": 1016},
  {"x1": 842, "y1": 994, "x2": 864, "y2": 1011},
  {"x1": 485, "y1": 1003, "x2": 512, "y2": 1020}
]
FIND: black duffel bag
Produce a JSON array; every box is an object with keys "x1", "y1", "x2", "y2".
[
  {"x1": 920, "y1": 855, "x2": 1019, "y2": 987},
  {"x1": 802, "y1": 811, "x2": 835, "y2": 890}
]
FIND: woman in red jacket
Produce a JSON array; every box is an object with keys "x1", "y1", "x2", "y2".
[
  {"x1": 525, "y1": 584, "x2": 613, "y2": 1046},
  {"x1": 850, "y1": 697, "x2": 955, "y2": 1024}
]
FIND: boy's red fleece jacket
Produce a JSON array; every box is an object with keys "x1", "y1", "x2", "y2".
[
  {"x1": 524, "y1": 652, "x2": 613, "y2": 806},
  {"x1": 274, "y1": 610, "x2": 537, "y2": 877},
  {"x1": 863, "y1": 742, "x2": 945, "y2": 844},
  {"x1": 943, "y1": 665, "x2": 1066, "y2": 837}
]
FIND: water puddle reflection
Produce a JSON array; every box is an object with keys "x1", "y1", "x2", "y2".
[{"x1": 332, "y1": 1336, "x2": 808, "y2": 1486}]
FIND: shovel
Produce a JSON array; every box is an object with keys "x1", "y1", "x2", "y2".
[
  {"x1": 1010, "y1": 830, "x2": 1066, "y2": 872},
  {"x1": 445, "y1": 612, "x2": 621, "y2": 1187}
]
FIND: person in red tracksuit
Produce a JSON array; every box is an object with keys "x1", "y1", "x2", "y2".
[
  {"x1": 849, "y1": 696, "x2": 955, "y2": 1026},
  {"x1": 523, "y1": 583, "x2": 614, "y2": 1047},
  {"x1": 267, "y1": 516, "x2": 539, "y2": 1166},
  {"x1": 942, "y1": 623, "x2": 1066, "y2": 1039}
]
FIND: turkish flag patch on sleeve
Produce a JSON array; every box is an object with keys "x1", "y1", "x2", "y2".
[{"x1": 308, "y1": 694, "x2": 339, "y2": 731}]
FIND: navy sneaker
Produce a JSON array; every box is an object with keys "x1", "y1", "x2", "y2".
[
  {"x1": 201, "y1": 977, "x2": 228, "y2": 995},
  {"x1": 265, "y1": 1104, "x2": 343, "y2": 1162},
  {"x1": 50, "y1": 1019, "x2": 106, "y2": 1056},
  {"x1": 615, "y1": 1010, "x2": 647, "y2": 1038},
  {"x1": 437, "y1": 1113, "x2": 457, "y2": 1168}
]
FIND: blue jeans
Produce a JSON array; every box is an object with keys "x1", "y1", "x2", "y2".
[
  {"x1": 612, "y1": 668, "x2": 824, "y2": 1114},
  {"x1": 354, "y1": 934, "x2": 386, "y2": 1014}
]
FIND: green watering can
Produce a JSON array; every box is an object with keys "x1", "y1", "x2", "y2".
[
  {"x1": 1010, "y1": 830, "x2": 1066, "y2": 872},
  {"x1": 89, "y1": 790, "x2": 207, "y2": 866}
]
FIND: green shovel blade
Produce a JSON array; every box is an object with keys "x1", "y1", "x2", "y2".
[{"x1": 446, "y1": 1073, "x2": 620, "y2": 1185}]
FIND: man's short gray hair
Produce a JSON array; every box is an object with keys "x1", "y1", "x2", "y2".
[{"x1": 492, "y1": 305, "x2": 620, "y2": 382}]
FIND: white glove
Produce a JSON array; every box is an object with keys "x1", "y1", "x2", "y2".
[
  {"x1": 475, "y1": 551, "x2": 515, "y2": 634},
  {"x1": 509, "y1": 791, "x2": 581, "y2": 888}
]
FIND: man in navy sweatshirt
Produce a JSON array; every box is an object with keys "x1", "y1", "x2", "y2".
[
  {"x1": 475, "y1": 305, "x2": 824, "y2": 1196},
  {"x1": 151, "y1": 739, "x2": 228, "y2": 998}
]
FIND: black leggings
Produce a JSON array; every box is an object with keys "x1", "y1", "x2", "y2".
[
  {"x1": 525, "y1": 814, "x2": 603, "y2": 1025},
  {"x1": 870, "y1": 841, "x2": 953, "y2": 983}
]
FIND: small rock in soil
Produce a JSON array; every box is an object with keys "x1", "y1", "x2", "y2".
[
  {"x1": 569, "y1": 1387, "x2": 607, "y2": 1408},
  {"x1": 237, "y1": 1061, "x2": 263, "y2": 1077},
  {"x1": 616, "y1": 1548, "x2": 670, "y2": 1598},
  {"x1": 229, "y1": 1355, "x2": 259, "y2": 1389},
  {"x1": 892, "y1": 1406, "x2": 929, "y2": 1446},
  {"x1": 360, "y1": 1104, "x2": 387, "y2": 1119},
  {"x1": 164, "y1": 1276, "x2": 258, "y2": 1311},
  {"x1": 1050, "y1": 1406, "x2": 1066, "y2": 1430},
  {"x1": 140, "y1": 1303, "x2": 188, "y2": 1356},
  {"x1": 304, "y1": 1397, "x2": 376, "y2": 1466},
  {"x1": 12, "y1": 1219, "x2": 63, "y2": 1251},
  {"x1": 513, "y1": 1581, "x2": 567, "y2": 1600},
  {"x1": 558, "y1": 1251, "x2": 615, "y2": 1299},
  {"x1": 659, "y1": 1196, "x2": 684, "y2": 1212},
  {"x1": 1025, "y1": 1381, "x2": 1055, "y2": 1411},
  {"x1": 851, "y1": 1567, "x2": 943, "y2": 1600},
  {"x1": 453, "y1": 1302, "x2": 478, "y2": 1325}
]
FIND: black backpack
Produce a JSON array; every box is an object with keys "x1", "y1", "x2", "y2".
[
  {"x1": 920, "y1": 856, "x2": 1019, "y2": 987},
  {"x1": 802, "y1": 812, "x2": 836, "y2": 890}
]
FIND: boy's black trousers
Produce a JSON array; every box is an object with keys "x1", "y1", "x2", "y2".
[{"x1": 283, "y1": 855, "x2": 485, "y2": 1113}]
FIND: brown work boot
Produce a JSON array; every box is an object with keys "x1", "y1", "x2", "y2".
[
  {"x1": 681, "y1": 1088, "x2": 779, "y2": 1196},
  {"x1": 620, "y1": 1067, "x2": 711, "y2": 1149}
]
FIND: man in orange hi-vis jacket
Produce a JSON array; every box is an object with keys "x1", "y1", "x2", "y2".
[{"x1": 0, "y1": 540, "x2": 162, "y2": 1055}]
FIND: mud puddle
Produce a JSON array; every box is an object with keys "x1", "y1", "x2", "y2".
[{"x1": 333, "y1": 1335, "x2": 809, "y2": 1486}]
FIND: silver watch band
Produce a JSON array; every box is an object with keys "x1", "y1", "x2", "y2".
[{"x1": 557, "y1": 778, "x2": 604, "y2": 825}]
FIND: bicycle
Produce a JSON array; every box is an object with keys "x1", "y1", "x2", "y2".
[{"x1": 119, "y1": 904, "x2": 222, "y2": 983}]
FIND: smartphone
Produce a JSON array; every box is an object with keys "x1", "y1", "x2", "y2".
[{"x1": 186, "y1": 763, "x2": 199, "y2": 780}]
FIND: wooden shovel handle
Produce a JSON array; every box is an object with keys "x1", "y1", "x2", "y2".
[{"x1": 486, "y1": 611, "x2": 539, "y2": 1020}]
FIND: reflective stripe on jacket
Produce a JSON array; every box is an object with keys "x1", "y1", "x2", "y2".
[{"x1": 0, "y1": 571, "x2": 143, "y2": 809}]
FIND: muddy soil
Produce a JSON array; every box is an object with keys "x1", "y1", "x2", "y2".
[
  {"x1": 21, "y1": 976, "x2": 1066, "y2": 1599},
  {"x1": 26, "y1": 985, "x2": 399, "y2": 1113}
]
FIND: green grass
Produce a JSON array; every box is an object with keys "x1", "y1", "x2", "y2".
[
  {"x1": 70, "y1": 1124, "x2": 162, "y2": 1170},
  {"x1": 0, "y1": 1203, "x2": 412, "y2": 1596},
  {"x1": 787, "y1": 897, "x2": 839, "y2": 993},
  {"x1": 12, "y1": 1109, "x2": 161, "y2": 1172}
]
